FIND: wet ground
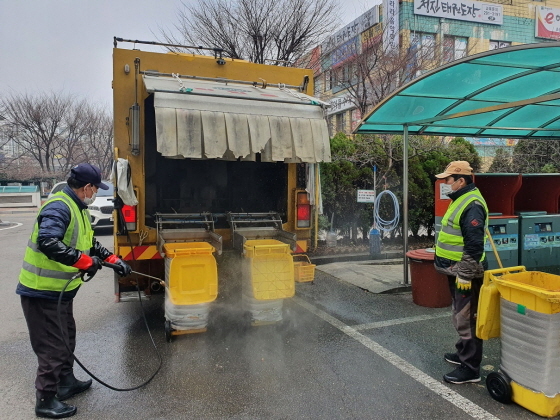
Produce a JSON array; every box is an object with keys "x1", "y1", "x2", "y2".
[{"x1": 0, "y1": 213, "x2": 542, "y2": 419}]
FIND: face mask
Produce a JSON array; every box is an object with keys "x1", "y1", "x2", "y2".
[
  {"x1": 449, "y1": 179, "x2": 459, "y2": 192},
  {"x1": 440, "y1": 180, "x2": 459, "y2": 198},
  {"x1": 83, "y1": 186, "x2": 97, "y2": 205},
  {"x1": 440, "y1": 183, "x2": 453, "y2": 197}
]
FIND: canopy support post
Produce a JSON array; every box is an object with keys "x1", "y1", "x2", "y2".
[{"x1": 403, "y1": 125, "x2": 409, "y2": 285}]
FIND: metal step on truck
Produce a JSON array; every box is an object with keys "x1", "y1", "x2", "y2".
[{"x1": 111, "y1": 38, "x2": 331, "y2": 339}]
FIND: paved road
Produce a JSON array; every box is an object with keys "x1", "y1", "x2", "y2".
[{"x1": 0, "y1": 213, "x2": 540, "y2": 419}]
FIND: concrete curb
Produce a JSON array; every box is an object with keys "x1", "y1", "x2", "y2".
[
  {"x1": 0, "y1": 210, "x2": 37, "y2": 215},
  {"x1": 379, "y1": 284, "x2": 412, "y2": 294},
  {"x1": 309, "y1": 251, "x2": 403, "y2": 265},
  {"x1": 0, "y1": 209, "x2": 38, "y2": 215}
]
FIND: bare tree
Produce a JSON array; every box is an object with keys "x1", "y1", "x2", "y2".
[
  {"x1": 83, "y1": 108, "x2": 113, "y2": 178},
  {"x1": 313, "y1": 23, "x2": 480, "y2": 121},
  {"x1": 52, "y1": 98, "x2": 93, "y2": 173},
  {"x1": 0, "y1": 93, "x2": 114, "y2": 181},
  {"x1": 488, "y1": 147, "x2": 513, "y2": 173},
  {"x1": 0, "y1": 112, "x2": 20, "y2": 174},
  {"x1": 512, "y1": 139, "x2": 560, "y2": 173},
  {"x1": 1, "y1": 92, "x2": 71, "y2": 172},
  {"x1": 159, "y1": 0, "x2": 339, "y2": 65},
  {"x1": 300, "y1": 21, "x2": 481, "y2": 183}
]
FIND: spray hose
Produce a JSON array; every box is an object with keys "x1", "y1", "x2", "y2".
[
  {"x1": 374, "y1": 190, "x2": 400, "y2": 232},
  {"x1": 56, "y1": 261, "x2": 163, "y2": 391}
]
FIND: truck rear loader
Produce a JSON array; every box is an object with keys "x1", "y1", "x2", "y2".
[{"x1": 111, "y1": 40, "x2": 331, "y2": 338}]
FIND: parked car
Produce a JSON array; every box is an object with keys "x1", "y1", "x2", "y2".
[{"x1": 48, "y1": 181, "x2": 114, "y2": 228}]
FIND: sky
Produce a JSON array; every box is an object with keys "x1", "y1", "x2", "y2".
[{"x1": 0, "y1": 0, "x2": 377, "y2": 108}]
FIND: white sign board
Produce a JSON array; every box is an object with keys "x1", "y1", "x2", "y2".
[
  {"x1": 535, "y1": 6, "x2": 560, "y2": 40},
  {"x1": 357, "y1": 189, "x2": 376, "y2": 203},
  {"x1": 414, "y1": 0, "x2": 503, "y2": 25},
  {"x1": 327, "y1": 93, "x2": 355, "y2": 116},
  {"x1": 321, "y1": 6, "x2": 380, "y2": 54},
  {"x1": 383, "y1": 0, "x2": 400, "y2": 54}
]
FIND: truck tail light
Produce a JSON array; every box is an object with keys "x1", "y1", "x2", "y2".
[
  {"x1": 296, "y1": 191, "x2": 311, "y2": 228},
  {"x1": 122, "y1": 205, "x2": 137, "y2": 232}
]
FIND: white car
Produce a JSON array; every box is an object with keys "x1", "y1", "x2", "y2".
[{"x1": 48, "y1": 181, "x2": 114, "y2": 229}]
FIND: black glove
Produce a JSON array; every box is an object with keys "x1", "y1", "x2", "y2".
[
  {"x1": 84, "y1": 256, "x2": 103, "y2": 277},
  {"x1": 113, "y1": 258, "x2": 132, "y2": 277}
]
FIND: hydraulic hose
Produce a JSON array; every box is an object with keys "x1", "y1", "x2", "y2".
[{"x1": 56, "y1": 262, "x2": 163, "y2": 391}]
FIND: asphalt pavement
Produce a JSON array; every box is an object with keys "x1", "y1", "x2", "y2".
[{"x1": 0, "y1": 209, "x2": 542, "y2": 420}]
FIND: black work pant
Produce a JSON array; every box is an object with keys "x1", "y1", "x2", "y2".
[
  {"x1": 21, "y1": 296, "x2": 76, "y2": 393},
  {"x1": 446, "y1": 275, "x2": 483, "y2": 374}
]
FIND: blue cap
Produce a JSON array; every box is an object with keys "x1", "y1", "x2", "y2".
[{"x1": 70, "y1": 163, "x2": 109, "y2": 190}]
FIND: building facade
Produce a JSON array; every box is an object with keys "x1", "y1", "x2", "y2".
[{"x1": 304, "y1": 0, "x2": 560, "y2": 136}]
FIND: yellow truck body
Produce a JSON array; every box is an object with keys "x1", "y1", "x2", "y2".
[{"x1": 111, "y1": 46, "x2": 330, "y2": 302}]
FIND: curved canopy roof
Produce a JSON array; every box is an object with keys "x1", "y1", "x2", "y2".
[{"x1": 354, "y1": 42, "x2": 560, "y2": 139}]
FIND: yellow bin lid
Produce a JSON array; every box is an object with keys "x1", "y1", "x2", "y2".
[
  {"x1": 243, "y1": 239, "x2": 290, "y2": 258},
  {"x1": 163, "y1": 242, "x2": 215, "y2": 257},
  {"x1": 494, "y1": 271, "x2": 560, "y2": 314}
]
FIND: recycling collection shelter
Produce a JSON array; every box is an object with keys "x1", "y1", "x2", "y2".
[
  {"x1": 353, "y1": 42, "x2": 560, "y2": 284},
  {"x1": 436, "y1": 173, "x2": 560, "y2": 273}
]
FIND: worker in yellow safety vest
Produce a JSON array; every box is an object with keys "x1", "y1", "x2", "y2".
[
  {"x1": 17, "y1": 163, "x2": 131, "y2": 419},
  {"x1": 434, "y1": 161, "x2": 488, "y2": 385}
]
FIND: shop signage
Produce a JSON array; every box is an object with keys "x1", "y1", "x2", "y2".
[
  {"x1": 331, "y1": 36, "x2": 360, "y2": 67},
  {"x1": 413, "y1": 0, "x2": 503, "y2": 25},
  {"x1": 322, "y1": 6, "x2": 380, "y2": 55},
  {"x1": 535, "y1": 6, "x2": 560, "y2": 40},
  {"x1": 361, "y1": 23, "x2": 383, "y2": 50},
  {"x1": 383, "y1": 0, "x2": 400, "y2": 54},
  {"x1": 327, "y1": 93, "x2": 355, "y2": 116}
]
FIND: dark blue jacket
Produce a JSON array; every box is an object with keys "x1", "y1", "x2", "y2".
[{"x1": 16, "y1": 186, "x2": 112, "y2": 300}]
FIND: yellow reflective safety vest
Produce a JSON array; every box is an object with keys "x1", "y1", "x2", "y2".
[
  {"x1": 19, "y1": 191, "x2": 93, "y2": 292},
  {"x1": 436, "y1": 188, "x2": 488, "y2": 262}
]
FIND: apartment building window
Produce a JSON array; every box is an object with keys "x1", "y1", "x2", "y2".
[
  {"x1": 324, "y1": 70, "x2": 332, "y2": 92},
  {"x1": 335, "y1": 112, "x2": 345, "y2": 133},
  {"x1": 332, "y1": 67, "x2": 342, "y2": 87},
  {"x1": 410, "y1": 32, "x2": 436, "y2": 60},
  {"x1": 340, "y1": 65, "x2": 348, "y2": 85},
  {"x1": 314, "y1": 76, "x2": 322, "y2": 97},
  {"x1": 443, "y1": 36, "x2": 467, "y2": 62},
  {"x1": 489, "y1": 40, "x2": 511, "y2": 50},
  {"x1": 331, "y1": 65, "x2": 349, "y2": 88}
]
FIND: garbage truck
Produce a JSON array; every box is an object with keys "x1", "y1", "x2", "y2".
[{"x1": 111, "y1": 39, "x2": 331, "y2": 338}]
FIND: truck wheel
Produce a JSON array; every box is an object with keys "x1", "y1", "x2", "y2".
[
  {"x1": 165, "y1": 320, "x2": 173, "y2": 343},
  {"x1": 486, "y1": 371, "x2": 512, "y2": 404}
]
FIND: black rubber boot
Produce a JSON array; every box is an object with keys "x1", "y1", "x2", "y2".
[
  {"x1": 35, "y1": 391, "x2": 77, "y2": 418},
  {"x1": 56, "y1": 373, "x2": 92, "y2": 401}
]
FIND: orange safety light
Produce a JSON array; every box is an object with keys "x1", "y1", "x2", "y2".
[
  {"x1": 122, "y1": 204, "x2": 137, "y2": 232},
  {"x1": 296, "y1": 191, "x2": 311, "y2": 228}
]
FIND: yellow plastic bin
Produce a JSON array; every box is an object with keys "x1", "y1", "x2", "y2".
[
  {"x1": 242, "y1": 239, "x2": 295, "y2": 300},
  {"x1": 476, "y1": 267, "x2": 528, "y2": 340},
  {"x1": 163, "y1": 242, "x2": 218, "y2": 305},
  {"x1": 493, "y1": 270, "x2": 560, "y2": 314},
  {"x1": 293, "y1": 254, "x2": 315, "y2": 283},
  {"x1": 481, "y1": 267, "x2": 560, "y2": 417}
]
